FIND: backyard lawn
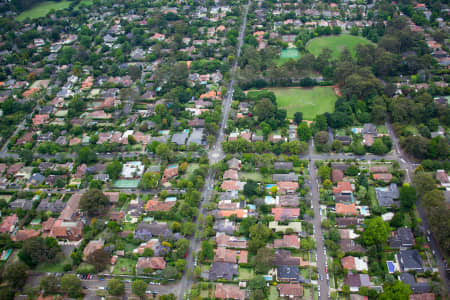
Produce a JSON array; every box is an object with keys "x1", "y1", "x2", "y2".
[
  {"x1": 112, "y1": 257, "x2": 137, "y2": 275},
  {"x1": 238, "y1": 267, "x2": 255, "y2": 280},
  {"x1": 269, "y1": 286, "x2": 278, "y2": 300},
  {"x1": 306, "y1": 34, "x2": 373, "y2": 59},
  {"x1": 36, "y1": 257, "x2": 70, "y2": 273},
  {"x1": 16, "y1": 1, "x2": 71, "y2": 21},
  {"x1": 269, "y1": 87, "x2": 337, "y2": 120}
]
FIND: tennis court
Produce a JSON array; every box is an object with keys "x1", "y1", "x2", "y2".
[
  {"x1": 280, "y1": 48, "x2": 299, "y2": 59},
  {"x1": 113, "y1": 179, "x2": 140, "y2": 189}
]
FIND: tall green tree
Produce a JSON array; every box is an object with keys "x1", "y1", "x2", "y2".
[
  {"x1": 80, "y1": 189, "x2": 110, "y2": 216},
  {"x1": 362, "y1": 217, "x2": 390, "y2": 246}
]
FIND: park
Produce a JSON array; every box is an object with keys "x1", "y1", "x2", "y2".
[
  {"x1": 16, "y1": 1, "x2": 71, "y2": 21},
  {"x1": 306, "y1": 34, "x2": 374, "y2": 59},
  {"x1": 269, "y1": 86, "x2": 338, "y2": 120}
]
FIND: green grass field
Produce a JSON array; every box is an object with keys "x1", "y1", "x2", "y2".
[
  {"x1": 16, "y1": 1, "x2": 71, "y2": 21},
  {"x1": 306, "y1": 34, "x2": 373, "y2": 59},
  {"x1": 269, "y1": 87, "x2": 337, "y2": 120}
]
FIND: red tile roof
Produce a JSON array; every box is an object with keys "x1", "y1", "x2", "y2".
[
  {"x1": 272, "y1": 208, "x2": 300, "y2": 221},
  {"x1": 136, "y1": 257, "x2": 166, "y2": 270},
  {"x1": 214, "y1": 283, "x2": 245, "y2": 300},
  {"x1": 278, "y1": 283, "x2": 303, "y2": 298},
  {"x1": 274, "y1": 235, "x2": 300, "y2": 249},
  {"x1": 333, "y1": 182, "x2": 353, "y2": 194},
  {"x1": 336, "y1": 203, "x2": 357, "y2": 215}
]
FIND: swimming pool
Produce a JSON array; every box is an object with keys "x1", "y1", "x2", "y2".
[
  {"x1": 387, "y1": 261, "x2": 395, "y2": 273},
  {"x1": 266, "y1": 184, "x2": 276, "y2": 189}
]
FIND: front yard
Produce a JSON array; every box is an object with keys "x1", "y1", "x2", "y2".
[{"x1": 112, "y1": 257, "x2": 137, "y2": 275}]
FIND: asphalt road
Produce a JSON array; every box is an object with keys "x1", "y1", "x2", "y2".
[
  {"x1": 308, "y1": 153, "x2": 329, "y2": 300},
  {"x1": 177, "y1": 2, "x2": 251, "y2": 299}
]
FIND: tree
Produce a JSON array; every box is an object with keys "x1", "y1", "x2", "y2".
[
  {"x1": 108, "y1": 278, "x2": 125, "y2": 296},
  {"x1": 162, "y1": 266, "x2": 178, "y2": 280},
  {"x1": 362, "y1": 217, "x2": 390, "y2": 246},
  {"x1": 249, "y1": 223, "x2": 271, "y2": 254},
  {"x1": 422, "y1": 189, "x2": 444, "y2": 210},
  {"x1": 399, "y1": 184, "x2": 416, "y2": 210},
  {"x1": 294, "y1": 112, "x2": 303, "y2": 124},
  {"x1": 318, "y1": 165, "x2": 331, "y2": 181},
  {"x1": 412, "y1": 172, "x2": 435, "y2": 198},
  {"x1": 199, "y1": 240, "x2": 214, "y2": 261},
  {"x1": 249, "y1": 275, "x2": 267, "y2": 295},
  {"x1": 315, "y1": 131, "x2": 329, "y2": 144},
  {"x1": 40, "y1": 275, "x2": 59, "y2": 295},
  {"x1": 106, "y1": 160, "x2": 122, "y2": 180},
  {"x1": 378, "y1": 280, "x2": 411, "y2": 300},
  {"x1": 254, "y1": 247, "x2": 274, "y2": 273},
  {"x1": 80, "y1": 189, "x2": 110, "y2": 216},
  {"x1": 131, "y1": 280, "x2": 147, "y2": 298},
  {"x1": 86, "y1": 248, "x2": 110, "y2": 272},
  {"x1": 3, "y1": 262, "x2": 28, "y2": 289},
  {"x1": 77, "y1": 146, "x2": 97, "y2": 164},
  {"x1": 243, "y1": 180, "x2": 259, "y2": 197},
  {"x1": 155, "y1": 143, "x2": 170, "y2": 160},
  {"x1": 175, "y1": 259, "x2": 187, "y2": 272},
  {"x1": 331, "y1": 139, "x2": 342, "y2": 152},
  {"x1": 370, "y1": 139, "x2": 388, "y2": 155},
  {"x1": 19, "y1": 237, "x2": 60, "y2": 267},
  {"x1": 139, "y1": 172, "x2": 160, "y2": 190},
  {"x1": 254, "y1": 98, "x2": 276, "y2": 121},
  {"x1": 344, "y1": 165, "x2": 359, "y2": 176},
  {"x1": 297, "y1": 122, "x2": 312, "y2": 142},
  {"x1": 60, "y1": 274, "x2": 82, "y2": 298}
]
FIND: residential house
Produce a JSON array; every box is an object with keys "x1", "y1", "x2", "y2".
[
  {"x1": 341, "y1": 256, "x2": 368, "y2": 272},
  {"x1": 332, "y1": 169, "x2": 344, "y2": 183},
  {"x1": 269, "y1": 221, "x2": 302, "y2": 233},
  {"x1": 221, "y1": 180, "x2": 245, "y2": 192},
  {"x1": 272, "y1": 208, "x2": 300, "y2": 221},
  {"x1": 345, "y1": 273, "x2": 371, "y2": 292},
  {"x1": 83, "y1": 240, "x2": 104, "y2": 260},
  {"x1": 277, "y1": 265, "x2": 300, "y2": 282},
  {"x1": 227, "y1": 158, "x2": 241, "y2": 170},
  {"x1": 134, "y1": 222, "x2": 171, "y2": 240},
  {"x1": 399, "y1": 272, "x2": 431, "y2": 294},
  {"x1": 223, "y1": 169, "x2": 239, "y2": 181},
  {"x1": 277, "y1": 182, "x2": 299, "y2": 195},
  {"x1": 274, "y1": 250, "x2": 301, "y2": 266},
  {"x1": 272, "y1": 173, "x2": 298, "y2": 182},
  {"x1": 398, "y1": 250, "x2": 424, "y2": 272},
  {"x1": 13, "y1": 229, "x2": 40, "y2": 241},
  {"x1": 278, "y1": 284, "x2": 303, "y2": 299},
  {"x1": 214, "y1": 247, "x2": 248, "y2": 264},
  {"x1": 340, "y1": 240, "x2": 366, "y2": 253},
  {"x1": 274, "y1": 235, "x2": 300, "y2": 249},
  {"x1": 161, "y1": 164, "x2": 178, "y2": 184},
  {"x1": 216, "y1": 209, "x2": 248, "y2": 219},
  {"x1": 145, "y1": 199, "x2": 175, "y2": 212},
  {"x1": 209, "y1": 262, "x2": 238, "y2": 280},
  {"x1": 215, "y1": 233, "x2": 248, "y2": 249},
  {"x1": 336, "y1": 203, "x2": 358, "y2": 216},
  {"x1": 436, "y1": 170, "x2": 449, "y2": 186},
  {"x1": 214, "y1": 283, "x2": 245, "y2": 300},
  {"x1": 133, "y1": 239, "x2": 161, "y2": 255},
  {"x1": 9, "y1": 199, "x2": 33, "y2": 210},
  {"x1": 389, "y1": 227, "x2": 415, "y2": 249},
  {"x1": 274, "y1": 162, "x2": 293, "y2": 170},
  {"x1": 136, "y1": 257, "x2": 166, "y2": 274},
  {"x1": 375, "y1": 183, "x2": 399, "y2": 207},
  {"x1": 0, "y1": 215, "x2": 18, "y2": 233},
  {"x1": 279, "y1": 195, "x2": 299, "y2": 207}
]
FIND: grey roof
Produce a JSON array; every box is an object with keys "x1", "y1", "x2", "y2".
[
  {"x1": 209, "y1": 262, "x2": 238, "y2": 280},
  {"x1": 399, "y1": 273, "x2": 430, "y2": 293},
  {"x1": 362, "y1": 123, "x2": 378, "y2": 135},
  {"x1": 340, "y1": 239, "x2": 366, "y2": 253},
  {"x1": 135, "y1": 222, "x2": 171, "y2": 241},
  {"x1": 29, "y1": 173, "x2": 45, "y2": 185},
  {"x1": 274, "y1": 250, "x2": 299, "y2": 266},
  {"x1": 389, "y1": 227, "x2": 414, "y2": 249},
  {"x1": 220, "y1": 191, "x2": 239, "y2": 201},
  {"x1": 37, "y1": 199, "x2": 65, "y2": 213},
  {"x1": 345, "y1": 273, "x2": 370, "y2": 287},
  {"x1": 279, "y1": 195, "x2": 299, "y2": 207},
  {"x1": 171, "y1": 132, "x2": 189, "y2": 145},
  {"x1": 187, "y1": 128, "x2": 204, "y2": 145},
  {"x1": 398, "y1": 250, "x2": 424, "y2": 272},
  {"x1": 277, "y1": 265, "x2": 299, "y2": 281},
  {"x1": 334, "y1": 194, "x2": 352, "y2": 203},
  {"x1": 336, "y1": 217, "x2": 363, "y2": 227},
  {"x1": 272, "y1": 173, "x2": 299, "y2": 182},
  {"x1": 9, "y1": 199, "x2": 33, "y2": 210},
  {"x1": 331, "y1": 163, "x2": 349, "y2": 171},
  {"x1": 376, "y1": 183, "x2": 399, "y2": 207},
  {"x1": 274, "y1": 162, "x2": 293, "y2": 170}
]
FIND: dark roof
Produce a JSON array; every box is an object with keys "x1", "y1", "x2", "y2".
[
  {"x1": 37, "y1": 199, "x2": 65, "y2": 213},
  {"x1": 376, "y1": 184, "x2": 399, "y2": 207},
  {"x1": 389, "y1": 227, "x2": 414, "y2": 249},
  {"x1": 336, "y1": 217, "x2": 362, "y2": 227},
  {"x1": 209, "y1": 262, "x2": 238, "y2": 280},
  {"x1": 135, "y1": 222, "x2": 171, "y2": 240},
  {"x1": 330, "y1": 163, "x2": 349, "y2": 171},
  {"x1": 362, "y1": 123, "x2": 377, "y2": 135},
  {"x1": 399, "y1": 273, "x2": 431, "y2": 293},
  {"x1": 334, "y1": 194, "x2": 353, "y2": 203},
  {"x1": 277, "y1": 265, "x2": 299, "y2": 281},
  {"x1": 398, "y1": 250, "x2": 424, "y2": 272},
  {"x1": 274, "y1": 250, "x2": 299, "y2": 266},
  {"x1": 9, "y1": 199, "x2": 33, "y2": 210},
  {"x1": 274, "y1": 162, "x2": 293, "y2": 170},
  {"x1": 340, "y1": 239, "x2": 366, "y2": 253},
  {"x1": 335, "y1": 136, "x2": 352, "y2": 145},
  {"x1": 273, "y1": 173, "x2": 299, "y2": 182}
]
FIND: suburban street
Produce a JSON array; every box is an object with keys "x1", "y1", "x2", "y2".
[{"x1": 177, "y1": 1, "x2": 250, "y2": 299}]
